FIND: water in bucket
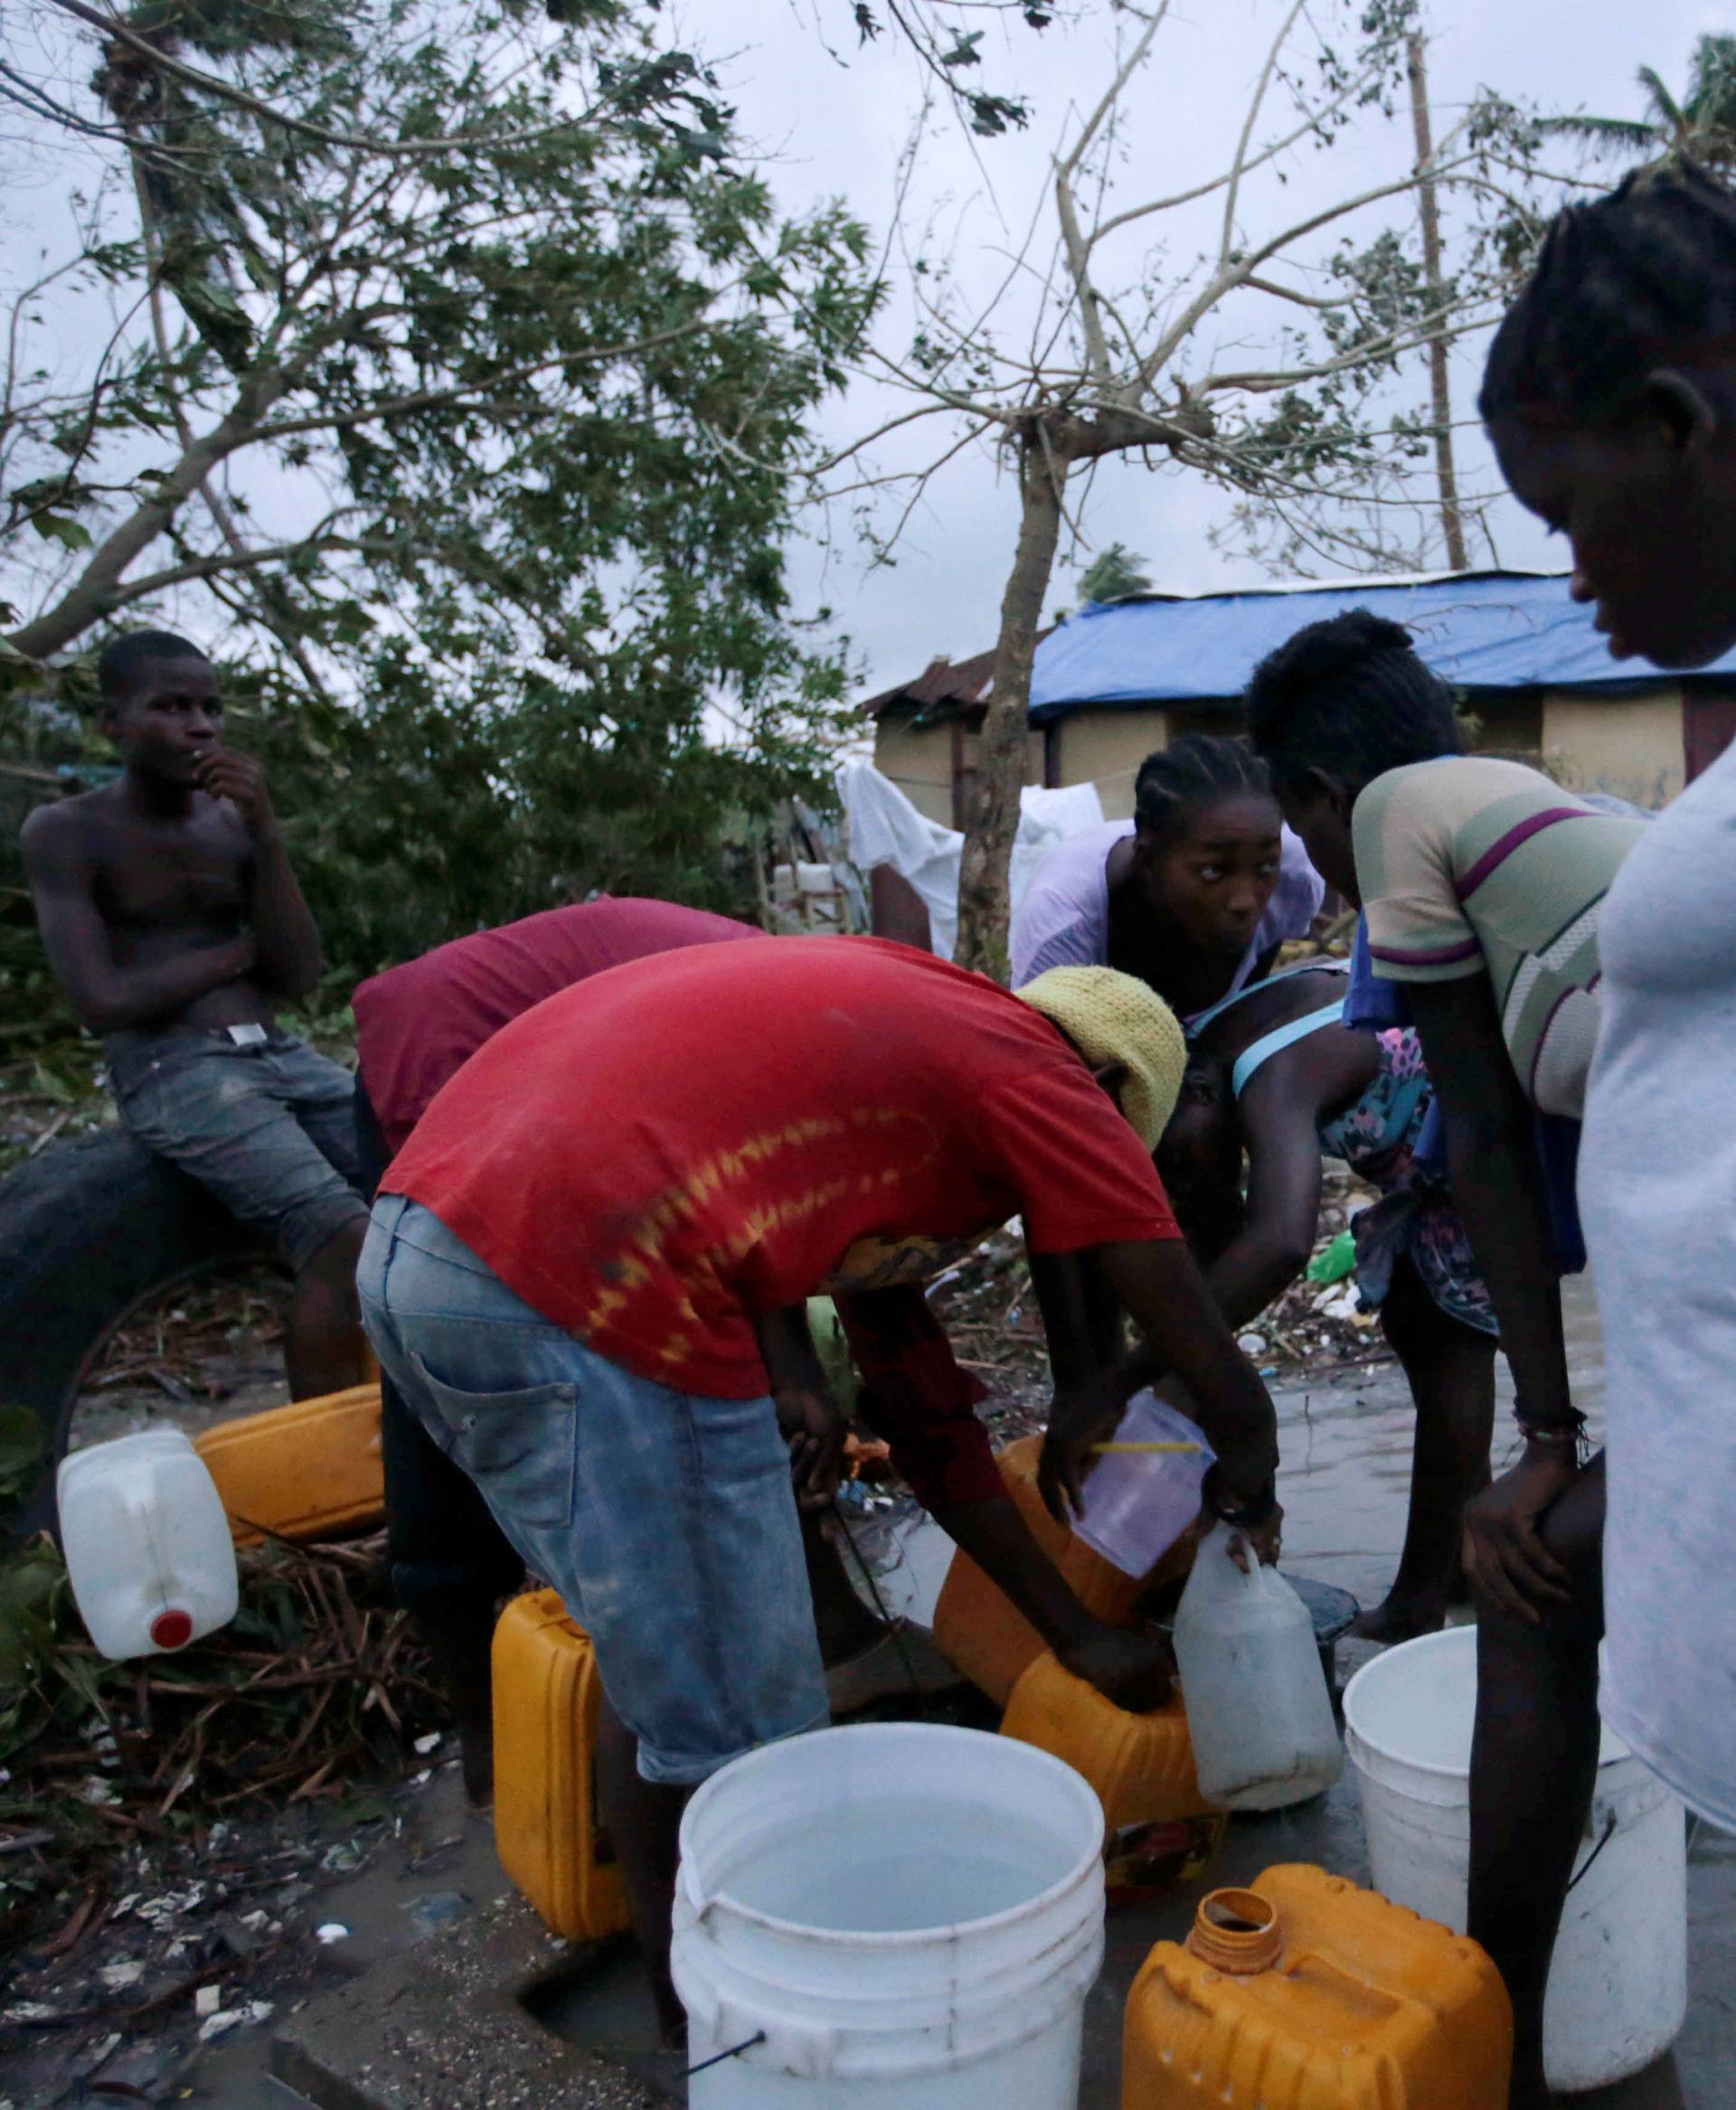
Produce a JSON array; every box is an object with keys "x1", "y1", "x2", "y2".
[
  {"x1": 673, "y1": 1722, "x2": 1106, "y2": 2108},
  {"x1": 723, "y1": 1800, "x2": 1072, "y2": 1933}
]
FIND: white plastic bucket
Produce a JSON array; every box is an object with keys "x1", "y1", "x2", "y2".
[
  {"x1": 1344, "y1": 1626, "x2": 1686, "y2": 2092},
  {"x1": 671, "y1": 1722, "x2": 1106, "y2": 2107},
  {"x1": 57, "y1": 1429, "x2": 239, "y2": 1662}
]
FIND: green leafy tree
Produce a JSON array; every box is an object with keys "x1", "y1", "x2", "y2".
[
  {"x1": 1542, "y1": 35, "x2": 1736, "y2": 173},
  {"x1": 1077, "y1": 542, "x2": 1153, "y2": 605},
  {"x1": 1, "y1": 0, "x2": 878, "y2": 984}
]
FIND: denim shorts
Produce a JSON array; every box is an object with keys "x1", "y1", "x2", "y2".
[
  {"x1": 107, "y1": 1028, "x2": 368, "y2": 1271},
  {"x1": 357, "y1": 1194, "x2": 827, "y2": 1785}
]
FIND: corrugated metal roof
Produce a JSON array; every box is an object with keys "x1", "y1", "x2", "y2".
[
  {"x1": 861, "y1": 642, "x2": 1001, "y2": 721},
  {"x1": 1028, "y1": 570, "x2": 1736, "y2": 721}
]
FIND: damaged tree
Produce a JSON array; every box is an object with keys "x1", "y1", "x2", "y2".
[{"x1": 827, "y1": 1, "x2": 1554, "y2": 975}]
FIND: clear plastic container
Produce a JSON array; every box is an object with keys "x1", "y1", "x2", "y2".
[
  {"x1": 56, "y1": 1428, "x2": 238, "y2": 1661},
  {"x1": 1172, "y1": 1521, "x2": 1343, "y2": 1811},
  {"x1": 1071, "y1": 1392, "x2": 1214, "y2": 1578}
]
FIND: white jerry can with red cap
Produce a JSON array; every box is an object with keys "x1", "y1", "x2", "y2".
[{"x1": 57, "y1": 1429, "x2": 239, "y2": 1660}]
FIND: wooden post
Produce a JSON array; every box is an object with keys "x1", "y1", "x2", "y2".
[{"x1": 1407, "y1": 29, "x2": 1469, "y2": 573}]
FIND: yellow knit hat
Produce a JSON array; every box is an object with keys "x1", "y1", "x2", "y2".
[{"x1": 1014, "y1": 966, "x2": 1187, "y2": 1154}]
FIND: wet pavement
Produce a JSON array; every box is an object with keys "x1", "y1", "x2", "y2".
[{"x1": 152, "y1": 1275, "x2": 1731, "y2": 2107}]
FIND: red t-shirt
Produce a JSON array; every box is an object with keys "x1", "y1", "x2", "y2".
[
  {"x1": 352, "y1": 899, "x2": 760, "y2": 1151},
  {"x1": 387, "y1": 937, "x2": 1179, "y2": 1399}
]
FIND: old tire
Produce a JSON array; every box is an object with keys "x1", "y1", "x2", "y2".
[{"x1": 0, "y1": 1126, "x2": 268, "y2": 1545}]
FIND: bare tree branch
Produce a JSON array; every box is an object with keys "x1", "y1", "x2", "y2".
[
  {"x1": 41, "y1": 0, "x2": 644, "y2": 161},
  {"x1": 1221, "y1": 0, "x2": 1308, "y2": 268}
]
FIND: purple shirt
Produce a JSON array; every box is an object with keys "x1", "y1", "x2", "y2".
[{"x1": 1009, "y1": 819, "x2": 1325, "y2": 1022}]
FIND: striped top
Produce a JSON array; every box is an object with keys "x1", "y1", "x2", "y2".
[{"x1": 1353, "y1": 757, "x2": 1647, "y2": 1118}]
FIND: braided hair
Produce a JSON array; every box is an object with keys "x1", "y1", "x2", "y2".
[
  {"x1": 1133, "y1": 733, "x2": 1273, "y2": 848},
  {"x1": 1244, "y1": 608, "x2": 1462, "y2": 798},
  {"x1": 1481, "y1": 160, "x2": 1736, "y2": 428}
]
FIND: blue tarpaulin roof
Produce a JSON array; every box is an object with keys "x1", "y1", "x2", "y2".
[{"x1": 1027, "y1": 570, "x2": 1736, "y2": 722}]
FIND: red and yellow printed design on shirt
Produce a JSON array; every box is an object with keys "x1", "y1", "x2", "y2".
[{"x1": 387, "y1": 937, "x2": 1178, "y2": 1399}]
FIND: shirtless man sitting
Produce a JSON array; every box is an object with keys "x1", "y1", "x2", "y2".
[{"x1": 22, "y1": 629, "x2": 371, "y2": 1397}]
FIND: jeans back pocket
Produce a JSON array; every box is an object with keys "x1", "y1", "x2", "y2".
[{"x1": 406, "y1": 1355, "x2": 577, "y2": 1532}]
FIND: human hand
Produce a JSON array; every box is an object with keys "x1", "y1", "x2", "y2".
[
  {"x1": 1223, "y1": 1509, "x2": 1283, "y2": 1572},
  {"x1": 1059, "y1": 1624, "x2": 1175, "y2": 1712},
  {"x1": 1038, "y1": 1374, "x2": 1129, "y2": 1524},
  {"x1": 1462, "y1": 1446, "x2": 1580, "y2": 1623},
  {"x1": 196, "y1": 748, "x2": 274, "y2": 834},
  {"x1": 774, "y1": 1383, "x2": 848, "y2": 1512}
]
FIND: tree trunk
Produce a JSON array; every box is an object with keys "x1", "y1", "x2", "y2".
[
  {"x1": 954, "y1": 430, "x2": 1064, "y2": 980},
  {"x1": 1406, "y1": 31, "x2": 1468, "y2": 573}
]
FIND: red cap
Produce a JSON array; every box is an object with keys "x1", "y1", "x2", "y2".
[{"x1": 150, "y1": 1609, "x2": 194, "y2": 1651}]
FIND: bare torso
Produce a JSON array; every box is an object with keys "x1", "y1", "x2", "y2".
[{"x1": 45, "y1": 786, "x2": 274, "y2": 1031}]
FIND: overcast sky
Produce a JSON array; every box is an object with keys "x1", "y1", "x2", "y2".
[
  {"x1": 717, "y1": 0, "x2": 1729, "y2": 696},
  {"x1": 2, "y1": 0, "x2": 1728, "y2": 704}
]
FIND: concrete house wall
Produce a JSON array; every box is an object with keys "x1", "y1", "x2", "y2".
[
  {"x1": 875, "y1": 686, "x2": 1699, "y2": 824},
  {"x1": 1543, "y1": 689, "x2": 1686, "y2": 808}
]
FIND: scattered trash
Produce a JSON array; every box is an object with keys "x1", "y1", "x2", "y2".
[
  {"x1": 193, "y1": 1984, "x2": 222, "y2": 2018},
  {"x1": 137, "y1": 1888, "x2": 203, "y2": 1927},
  {"x1": 412, "y1": 1731, "x2": 442, "y2": 1756},
  {"x1": 1306, "y1": 1228, "x2": 1358, "y2": 1286},
  {"x1": 1236, "y1": 1332, "x2": 1268, "y2": 1356},
  {"x1": 316, "y1": 1922, "x2": 350, "y2": 1945},
  {"x1": 97, "y1": 1960, "x2": 145, "y2": 1992},
  {"x1": 401, "y1": 1890, "x2": 471, "y2": 1938}
]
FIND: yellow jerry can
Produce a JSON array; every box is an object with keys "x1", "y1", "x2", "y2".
[
  {"x1": 193, "y1": 1383, "x2": 383, "y2": 1547},
  {"x1": 930, "y1": 1435, "x2": 1146, "y2": 1705},
  {"x1": 1123, "y1": 1864, "x2": 1513, "y2": 2109},
  {"x1": 491, "y1": 1588, "x2": 631, "y2": 1943},
  {"x1": 1001, "y1": 1651, "x2": 1216, "y2": 1831}
]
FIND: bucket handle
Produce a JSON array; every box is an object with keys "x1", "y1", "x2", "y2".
[{"x1": 1565, "y1": 1810, "x2": 1618, "y2": 1895}]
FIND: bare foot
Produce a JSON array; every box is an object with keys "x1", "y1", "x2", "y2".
[{"x1": 1348, "y1": 1590, "x2": 1449, "y2": 1644}]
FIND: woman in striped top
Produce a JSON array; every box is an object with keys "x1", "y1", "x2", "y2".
[{"x1": 1246, "y1": 612, "x2": 1646, "y2": 2108}]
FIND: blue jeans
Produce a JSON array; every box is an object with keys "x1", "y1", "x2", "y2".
[
  {"x1": 357, "y1": 1195, "x2": 827, "y2": 1785},
  {"x1": 108, "y1": 1027, "x2": 367, "y2": 1270}
]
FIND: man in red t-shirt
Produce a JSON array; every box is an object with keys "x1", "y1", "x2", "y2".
[
  {"x1": 359, "y1": 937, "x2": 1280, "y2": 2039},
  {"x1": 350, "y1": 898, "x2": 765, "y2": 1802}
]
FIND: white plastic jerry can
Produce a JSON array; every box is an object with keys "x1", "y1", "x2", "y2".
[
  {"x1": 57, "y1": 1429, "x2": 239, "y2": 1660},
  {"x1": 1172, "y1": 1520, "x2": 1343, "y2": 1812}
]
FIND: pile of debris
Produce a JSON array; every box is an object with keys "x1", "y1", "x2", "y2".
[
  {"x1": 0, "y1": 1532, "x2": 443, "y2": 1944},
  {"x1": 1, "y1": 1529, "x2": 452, "y2": 2101},
  {"x1": 925, "y1": 1159, "x2": 1392, "y2": 1444}
]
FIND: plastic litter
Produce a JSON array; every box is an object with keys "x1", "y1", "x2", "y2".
[{"x1": 1305, "y1": 1229, "x2": 1357, "y2": 1285}]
